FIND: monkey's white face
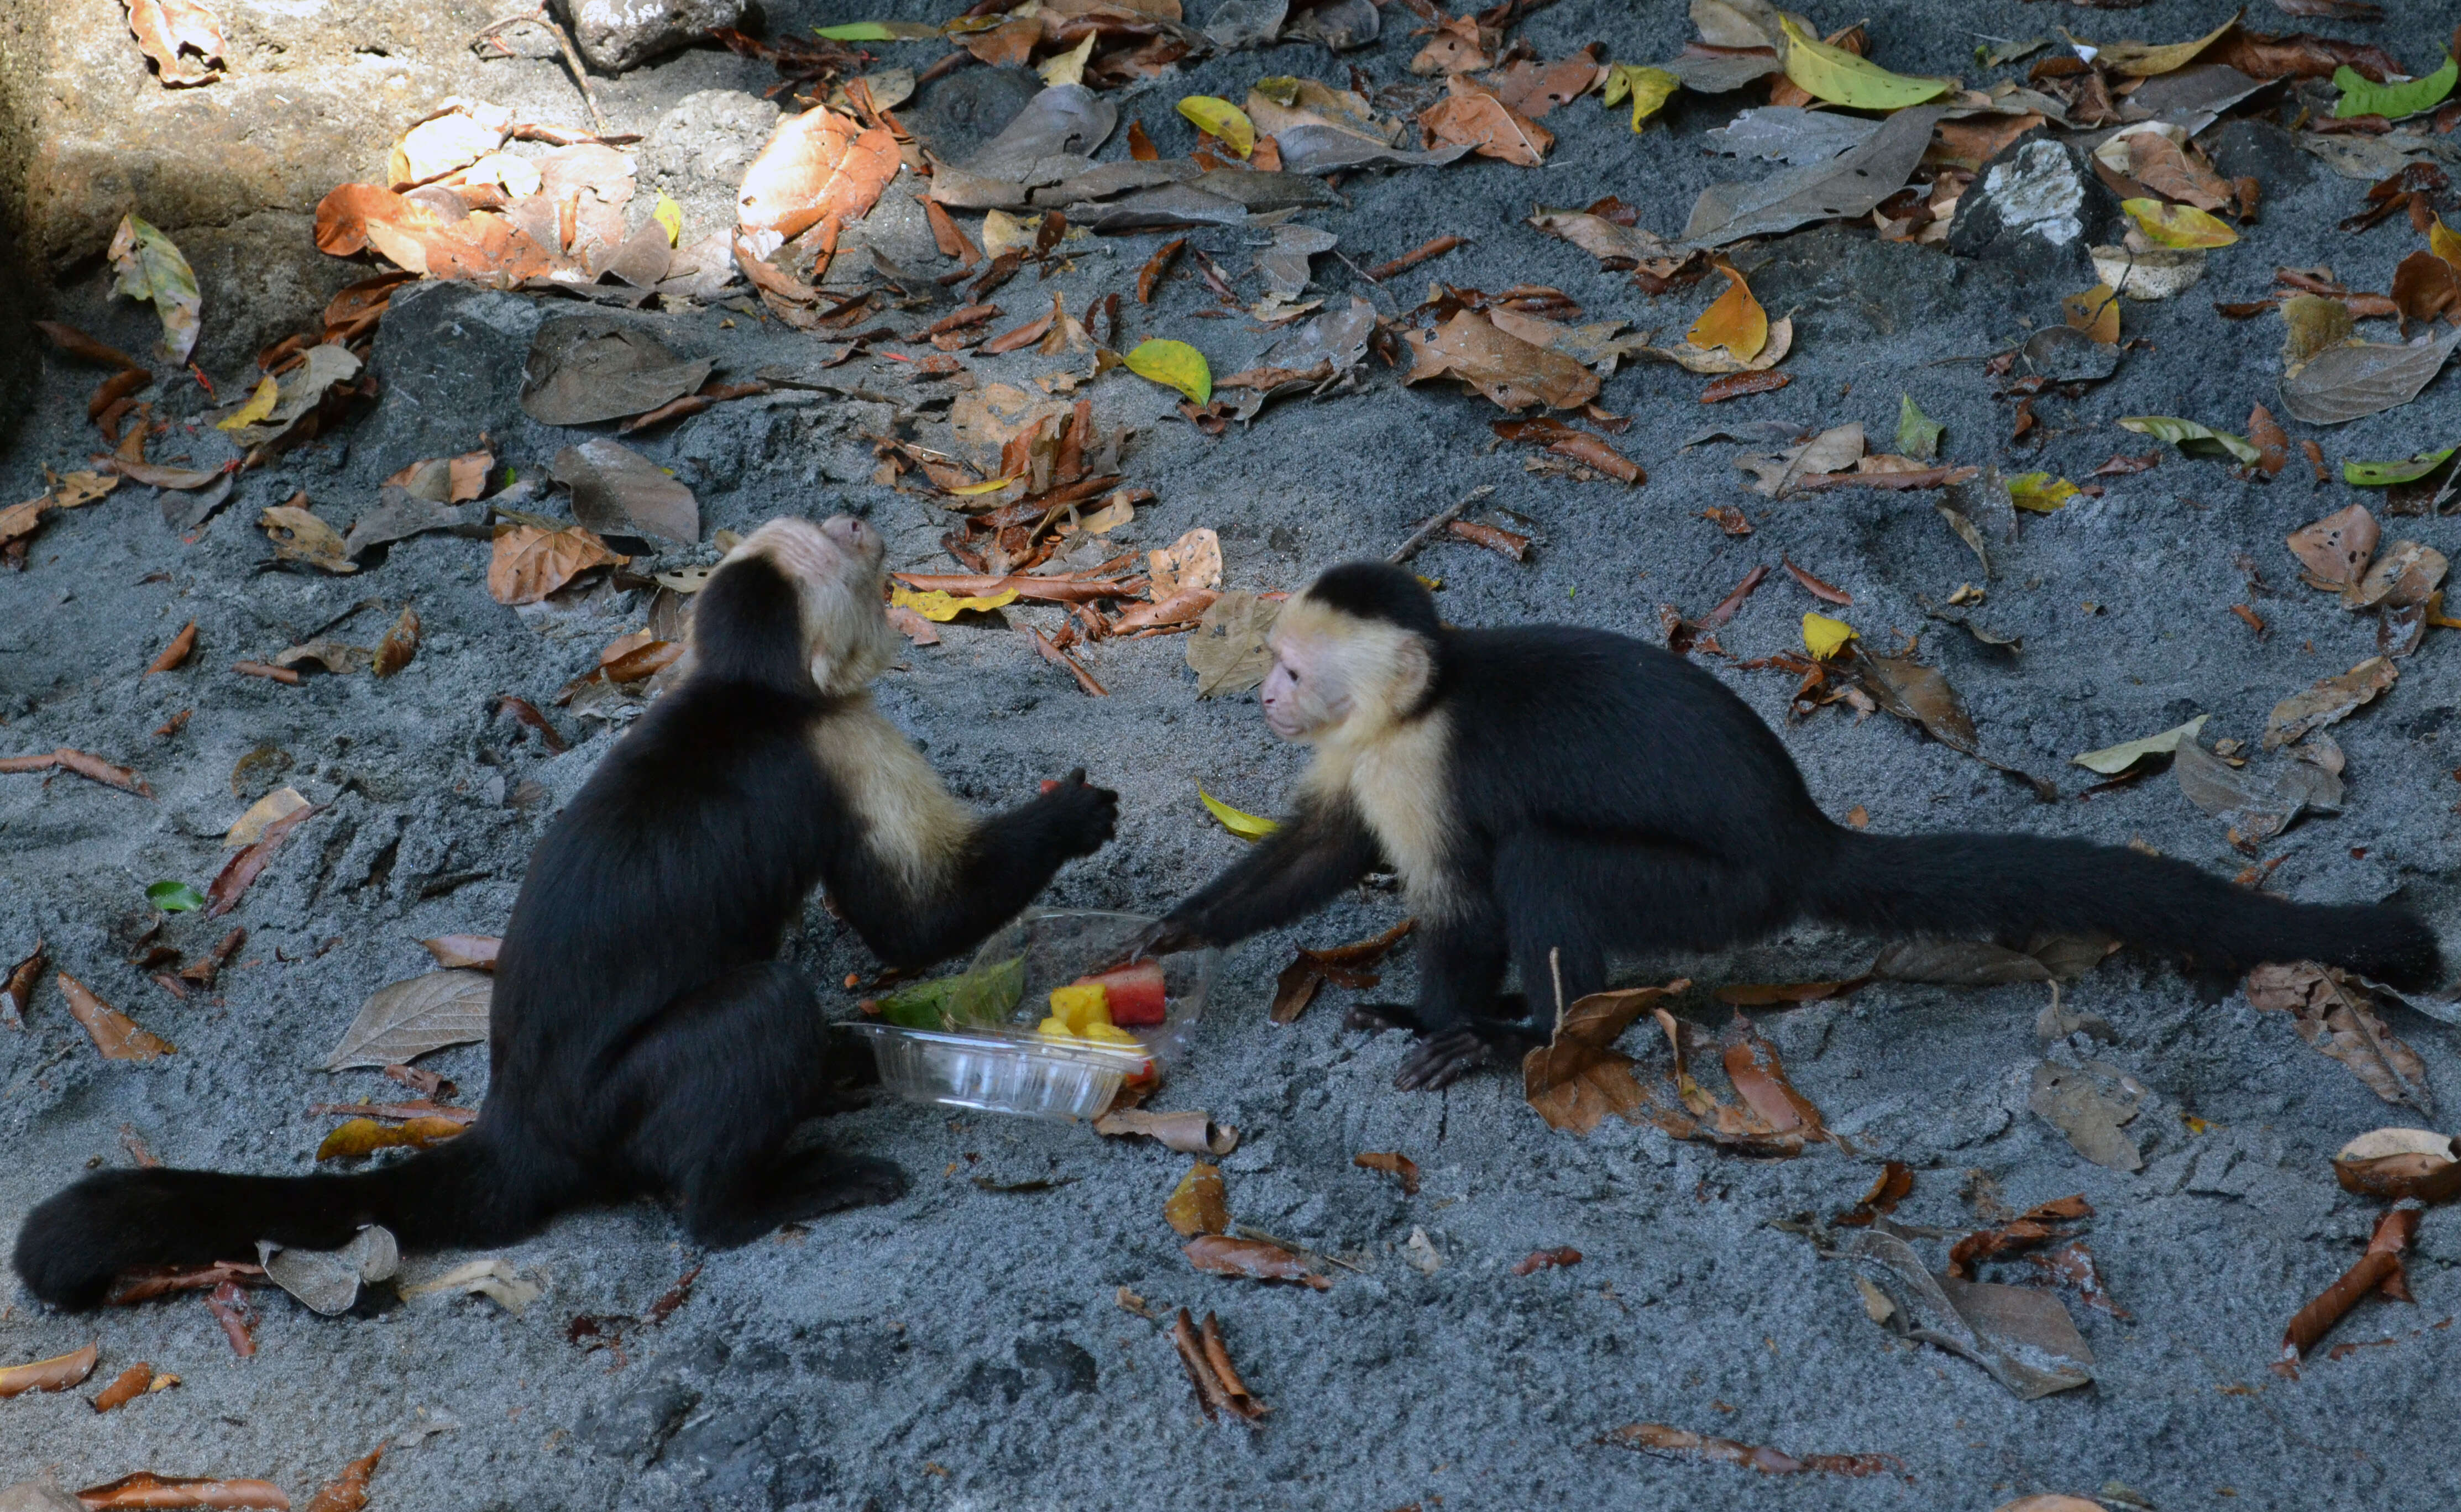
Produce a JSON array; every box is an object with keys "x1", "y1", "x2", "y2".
[
  {"x1": 730, "y1": 515, "x2": 898, "y2": 696},
  {"x1": 1260, "y1": 633, "x2": 1344, "y2": 741},
  {"x1": 1260, "y1": 598, "x2": 1434, "y2": 746}
]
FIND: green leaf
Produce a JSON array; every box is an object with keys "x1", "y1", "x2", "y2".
[
  {"x1": 1896, "y1": 393, "x2": 1942, "y2": 460},
  {"x1": 2344, "y1": 448, "x2": 2456, "y2": 486},
  {"x1": 1126, "y1": 339, "x2": 1212, "y2": 404},
  {"x1": 1600, "y1": 64, "x2": 1680, "y2": 131},
  {"x1": 2006, "y1": 472, "x2": 2078, "y2": 512},
  {"x1": 1198, "y1": 788, "x2": 1278, "y2": 841},
  {"x1": 2117, "y1": 415, "x2": 2260, "y2": 464},
  {"x1": 2334, "y1": 55, "x2": 2458, "y2": 121},
  {"x1": 2072, "y1": 714, "x2": 2207, "y2": 775},
  {"x1": 1777, "y1": 15, "x2": 1949, "y2": 111},
  {"x1": 147, "y1": 880, "x2": 206, "y2": 912},
  {"x1": 106, "y1": 215, "x2": 200, "y2": 365},
  {"x1": 815, "y1": 20, "x2": 940, "y2": 40}
]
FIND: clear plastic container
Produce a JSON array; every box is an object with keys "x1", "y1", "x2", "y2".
[{"x1": 847, "y1": 910, "x2": 1220, "y2": 1121}]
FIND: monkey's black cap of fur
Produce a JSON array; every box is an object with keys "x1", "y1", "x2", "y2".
[{"x1": 1303, "y1": 561, "x2": 1443, "y2": 638}]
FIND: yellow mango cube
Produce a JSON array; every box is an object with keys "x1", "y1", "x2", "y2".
[{"x1": 1046, "y1": 981, "x2": 1111, "y2": 1034}]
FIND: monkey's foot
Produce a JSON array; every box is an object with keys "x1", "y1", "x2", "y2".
[
  {"x1": 1393, "y1": 1019, "x2": 1546, "y2": 1093},
  {"x1": 688, "y1": 1153, "x2": 907, "y2": 1249},
  {"x1": 1345, "y1": 1000, "x2": 1425, "y2": 1035}
]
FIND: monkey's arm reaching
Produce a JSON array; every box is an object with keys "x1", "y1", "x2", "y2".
[
  {"x1": 827, "y1": 769, "x2": 1118, "y2": 970},
  {"x1": 1145, "y1": 797, "x2": 1383, "y2": 954}
]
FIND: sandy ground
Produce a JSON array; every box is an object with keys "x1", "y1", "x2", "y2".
[{"x1": 7, "y1": 2, "x2": 2461, "y2": 1508}]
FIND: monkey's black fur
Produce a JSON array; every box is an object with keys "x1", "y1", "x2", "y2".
[
  {"x1": 1160, "y1": 563, "x2": 2443, "y2": 1089},
  {"x1": 15, "y1": 543, "x2": 1117, "y2": 1309}
]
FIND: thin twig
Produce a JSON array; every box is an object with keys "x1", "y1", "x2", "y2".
[
  {"x1": 1387, "y1": 485, "x2": 1494, "y2": 564},
  {"x1": 477, "y1": 6, "x2": 609, "y2": 135}
]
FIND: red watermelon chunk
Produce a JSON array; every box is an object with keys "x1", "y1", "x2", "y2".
[{"x1": 1082, "y1": 960, "x2": 1167, "y2": 1026}]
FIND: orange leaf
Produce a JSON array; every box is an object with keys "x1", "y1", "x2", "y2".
[
  {"x1": 91, "y1": 1362, "x2": 154, "y2": 1413},
  {"x1": 0, "y1": 1340, "x2": 98, "y2": 1397},
  {"x1": 302, "y1": 1448, "x2": 383, "y2": 1512},
  {"x1": 144, "y1": 621, "x2": 197, "y2": 676},
  {"x1": 737, "y1": 106, "x2": 899, "y2": 240},
  {"x1": 316, "y1": 1115, "x2": 468, "y2": 1161},
  {"x1": 74, "y1": 1472, "x2": 290, "y2": 1510},
  {"x1": 486, "y1": 523, "x2": 623, "y2": 605},
  {"x1": 59, "y1": 973, "x2": 174, "y2": 1061},
  {"x1": 1184, "y1": 1235, "x2": 1331, "y2": 1289},
  {"x1": 1419, "y1": 90, "x2": 1551, "y2": 166},
  {"x1": 1687, "y1": 266, "x2": 1768, "y2": 360}
]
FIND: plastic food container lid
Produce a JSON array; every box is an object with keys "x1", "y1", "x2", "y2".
[{"x1": 846, "y1": 910, "x2": 1220, "y2": 1122}]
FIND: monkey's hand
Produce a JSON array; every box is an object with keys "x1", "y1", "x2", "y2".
[
  {"x1": 1040, "y1": 768, "x2": 1119, "y2": 858},
  {"x1": 1122, "y1": 915, "x2": 1207, "y2": 963},
  {"x1": 1392, "y1": 1017, "x2": 1546, "y2": 1093}
]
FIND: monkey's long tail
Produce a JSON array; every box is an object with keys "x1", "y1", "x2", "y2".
[
  {"x1": 1809, "y1": 830, "x2": 2443, "y2": 991},
  {"x1": 13, "y1": 1126, "x2": 553, "y2": 1311}
]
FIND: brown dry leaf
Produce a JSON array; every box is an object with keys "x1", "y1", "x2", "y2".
[
  {"x1": 75, "y1": 1472, "x2": 287, "y2": 1510},
  {"x1": 2287, "y1": 503, "x2": 2379, "y2": 589},
  {"x1": 1449, "y1": 519, "x2": 1530, "y2": 561},
  {"x1": 2391, "y1": 250, "x2": 2460, "y2": 328},
  {"x1": 1487, "y1": 57, "x2": 1606, "y2": 118},
  {"x1": 302, "y1": 1447, "x2": 384, "y2": 1512},
  {"x1": 1187, "y1": 591, "x2": 1277, "y2": 699},
  {"x1": 487, "y1": 523, "x2": 624, "y2": 605},
  {"x1": 1164, "y1": 1161, "x2": 1228, "y2": 1237},
  {"x1": 1521, "y1": 981, "x2": 1688, "y2": 1135},
  {"x1": 1410, "y1": 13, "x2": 1492, "y2": 75},
  {"x1": 1420, "y1": 85, "x2": 1552, "y2": 166},
  {"x1": 226, "y1": 786, "x2": 308, "y2": 847},
  {"x1": 1832, "y1": 1161, "x2": 1915, "y2": 1229},
  {"x1": 1689, "y1": 265, "x2": 1768, "y2": 360},
  {"x1": 552, "y1": 439, "x2": 699, "y2": 546},
  {"x1": 1146, "y1": 527, "x2": 1223, "y2": 598},
  {"x1": 127, "y1": 0, "x2": 226, "y2": 87},
  {"x1": 1714, "y1": 977, "x2": 1868, "y2": 1006},
  {"x1": 2029, "y1": 1061, "x2": 2144, "y2": 1171},
  {"x1": 90, "y1": 1362, "x2": 155, "y2": 1413},
  {"x1": 316, "y1": 1115, "x2": 467, "y2": 1161},
  {"x1": 371, "y1": 606, "x2": 420, "y2": 678},
  {"x1": 206, "y1": 801, "x2": 321, "y2": 916},
  {"x1": 1403, "y1": 309, "x2": 1600, "y2": 412},
  {"x1": 1490, "y1": 418, "x2": 1644, "y2": 484},
  {"x1": 144, "y1": 622, "x2": 197, "y2": 678},
  {"x1": 1511, "y1": 1246, "x2": 1582, "y2": 1275},
  {"x1": 2127, "y1": 131, "x2": 2233, "y2": 211},
  {"x1": 2247, "y1": 962, "x2": 2433, "y2": 1114},
  {"x1": 1353, "y1": 1151, "x2": 1420, "y2": 1195},
  {"x1": 1137, "y1": 235, "x2": 1186, "y2": 303},
  {"x1": 2061, "y1": 284, "x2": 2120, "y2": 345},
  {"x1": 2263, "y1": 656, "x2": 2395, "y2": 749},
  {"x1": 2333, "y1": 1128, "x2": 2461, "y2": 1203},
  {"x1": 1172, "y1": 1308, "x2": 1268, "y2": 1424},
  {"x1": 1270, "y1": 917, "x2": 1412, "y2": 1023},
  {"x1": 260, "y1": 497, "x2": 356, "y2": 574},
  {"x1": 1855, "y1": 650, "x2": 2055, "y2": 799},
  {"x1": 1184, "y1": 1234, "x2": 1331, "y2": 1289},
  {"x1": 59, "y1": 973, "x2": 173, "y2": 1061},
  {"x1": 2344, "y1": 540, "x2": 2446, "y2": 612},
  {"x1": 1718, "y1": 1012, "x2": 1828, "y2": 1138},
  {"x1": 0, "y1": 1340, "x2": 98, "y2": 1397},
  {"x1": 2247, "y1": 404, "x2": 2289, "y2": 477},
  {"x1": 2280, "y1": 1207, "x2": 2418, "y2": 1369},
  {"x1": 102, "y1": 1258, "x2": 262, "y2": 1306},
  {"x1": 324, "y1": 969, "x2": 493, "y2": 1070},
  {"x1": 1599, "y1": 1422, "x2": 1900, "y2": 1477},
  {"x1": 1947, "y1": 1194, "x2": 2093, "y2": 1277},
  {"x1": 0, "y1": 747, "x2": 155, "y2": 798},
  {"x1": 1093, "y1": 1107, "x2": 1238, "y2": 1155},
  {"x1": 3, "y1": 939, "x2": 45, "y2": 1026},
  {"x1": 737, "y1": 106, "x2": 900, "y2": 241}
]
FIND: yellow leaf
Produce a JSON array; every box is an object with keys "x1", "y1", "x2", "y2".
[
  {"x1": 1802, "y1": 612, "x2": 1857, "y2": 660},
  {"x1": 1687, "y1": 266, "x2": 1768, "y2": 361},
  {"x1": 1198, "y1": 787, "x2": 1279, "y2": 841},
  {"x1": 216, "y1": 376, "x2": 279, "y2": 432},
  {"x1": 891, "y1": 585, "x2": 1019, "y2": 621},
  {"x1": 1778, "y1": 15, "x2": 1948, "y2": 110},
  {"x1": 2008, "y1": 472, "x2": 2079, "y2": 512},
  {"x1": 1165, "y1": 1161, "x2": 1229, "y2": 1237},
  {"x1": 316, "y1": 1115, "x2": 467, "y2": 1161},
  {"x1": 2092, "y1": 14, "x2": 2240, "y2": 79},
  {"x1": 1177, "y1": 96, "x2": 1256, "y2": 158},
  {"x1": 1038, "y1": 32, "x2": 1096, "y2": 87},
  {"x1": 2431, "y1": 215, "x2": 2461, "y2": 272},
  {"x1": 2121, "y1": 198, "x2": 2238, "y2": 249},
  {"x1": 1600, "y1": 63, "x2": 1680, "y2": 131},
  {"x1": 1126, "y1": 339, "x2": 1212, "y2": 403},
  {"x1": 2061, "y1": 284, "x2": 2120, "y2": 345},
  {"x1": 944, "y1": 473, "x2": 1025, "y2": 497},
  {"x1": 652, "y1": 192, "x2": 683, "y2": 246}
]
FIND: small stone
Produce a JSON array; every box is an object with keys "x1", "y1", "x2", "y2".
[
  {"x1": 575, "y1": 1379, "x2": 701, "y2": 1466},
  {"x1": 1947, "y1": 139, "x2": 2118, "y2": 284},
  {"x1": 1014, "y1": 1336, "x2": 1098, "y2": 1394},
  {"x1": 558, "y1": 0, "x2": 746, "y2": 74}
]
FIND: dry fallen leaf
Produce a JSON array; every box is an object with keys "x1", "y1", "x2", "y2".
[
  {"x1": 1164, "y1": 1161, "x2": 1229, "y2": 1237},
  {"x1": 1186, "y1": 592, "x2": 1279, "y2": 699},
  {"x1": 1352, "y1": 1151, "x2": 1420, "y2": 1195},
  {"x1": 2280, "y1": 1207, "x2": 2417, "y2": 1370},
  {"x1": 487, "y1": 523, "x2": 624, "y2": 606},
  {"x1": 207, "y1": 800, "x2": 321, "y2": 916},
  {"x1": 551, "y1": 440, "x2": 699, "y2": 546},
  {"x1": 59, "y1": 973, "x2": 174, "y2": 1061},
  {"x1": 1172, "y1": 1307, "x2": 1268, "y2": 1424},
  {"x1": 1521, "y1": 981, "x2": 1687, "y2": 1135},
  {"x1": 1689, "y1": 265, "x2": 1768, "y2": 360},
  {"x1": 1402, "y1": 309, "x2": 1601, "y2": 411},
  {"x1": 1094, "y1": 1107, "x2": 1238, "y2": 1155},
  {"x1": 2263, "y1": 656, "x2": 2396, "y2": 750},
  {"x1": 1845, "y1": 1229, "x2": 2093, "y2": 1399},
  {"x1": 2247, "y1": 962, "x2": 2433, "y2": 1114},
  {"x1": 1420, "y1": 85, "x2": 1552, "y2": 166},
  {"x1": 74, "y1": 1473, "x2": 288, "y2": 1510},
  {"x1": 371, "y1": 606, "x2": 420, "y2": 678},
  {"x1": 1511, "y1": 1246, "x2": 1583, "y2": 1275},
  {"x1": 2333, "y1": 1128, "x2": 2461, "y2": 1203},
  {"x1": 301, "y1": 1447, "x2": 383, "y2": 1512},
  {"x1": 1146, "y1": 527, "x2": 1223, "y2": 598},
  {"x1": 2029, "y1": 1062, "x2": 2144, "y2": 1171},
  {"x1": 324, "y1": 969, "x2": 493, "y2": 1070},
  {"x1": 316, "y1": 1115, "x2": 467, "y2": 1161},
  {"x1": 260, "y1": 497, "x2": 356, "y2": 575},
  {"x1": 2287, "y1": 503, "x2": 2380, "y2": 589},
  {"x1": 1270, "y1": 917, "x2": 1412, "y2": 1023},
  {"x1": 395, "y1": 1256, "x2": 539, "y2": 1314},
  {"x1": 0, "y1": 1341, "x2": 98, "y2": 1398},
  {"x1": 419, "y1": 935, "x2": 500, "y2": 971},
  {"x1": 1718, "y1": 1012, "x2": 1827, "y2": 1138},
  {"x1": 1185, "y1": 1234, "x2": 1331, "y2": 1289},
  {"x1": 737, "y1": 104, "x2": 899, "y2": 242},
  {"x1": 1599, "y1": 1422, "x2": 1899, "y2": 1477}
]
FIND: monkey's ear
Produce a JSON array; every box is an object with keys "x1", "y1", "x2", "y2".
[{"x1": 1389, "y1": 631, "x2": 1437, "y2": 708}]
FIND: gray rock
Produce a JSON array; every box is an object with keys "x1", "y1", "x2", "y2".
[
  {"x1": 1287, "y1": 0, "x2": 1380, "y2": 49},
  {"x1": 558, "y1": 0, "x2": 745, "y2": 74},
  {"x1": 576, "y1": 1379, "x2": 701, "y2": 1466},
  {"x1": 1946, "y1": 138, "x2": 2119, "y2": 285},
  {"x1": 902, "y1": 67, "x2": 1047, "y2": 165},
  {"x1": 1205, "y1": 0, "x2": 1287, "y2": 49},
  {"x1": 2204, "y1": 118, "x2": 2312, "y2": 188},
  {"x1": 365, "y1": 282, "x2": 542, "y2": 460}
]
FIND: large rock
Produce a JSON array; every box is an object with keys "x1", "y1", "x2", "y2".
[
  {"x1": 558, "y1": 0, "x2": 743, "y2": 75},
  {"x1": 1946, "y1": 138, "x2": 2120, "y2": 286}
]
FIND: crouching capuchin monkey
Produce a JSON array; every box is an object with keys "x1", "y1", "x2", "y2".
[
  {"x1": 16, "y1": 516, "x2": 1119, "y2": 1309},
  {"x1": 1136, "y1": 561, "x2": 2442, "y2": 1091}
]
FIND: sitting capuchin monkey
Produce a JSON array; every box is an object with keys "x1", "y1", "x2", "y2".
[
  {"x1": 1136, "y1": 561, "x2": 2442, "y2": 1091},
  {"x1": 16, "y1": 516, "x2": 1119, "y2": 1309}
]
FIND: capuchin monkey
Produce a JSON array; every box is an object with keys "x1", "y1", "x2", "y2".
[
  {"x1": 1137, "y1": 561, "x2": 2442, "y2": 1091},
  {"x1": 16, "y1": 516, "x2": 1118, "y2": 1309}
]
